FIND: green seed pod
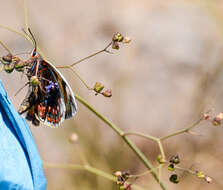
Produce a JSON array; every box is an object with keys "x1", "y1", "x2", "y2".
[
  {"x1": 15, "y1": 60, "x2": 26, "y2": 72},
  {"x1": 168, "y1": 164, "x2": 175, "y2": 171},
  {"x1": 169, "y1": 174, "x2": 179, "y2": 184},
  {"x1": 93, "y1": 82, "x2": 104, "y2": 93},
  {"x1": 30, "y1": 76, "x2": 40, "y2": 86},
  {"x1": 4, "y1": 63, "x2": 15, "y2": 73}
]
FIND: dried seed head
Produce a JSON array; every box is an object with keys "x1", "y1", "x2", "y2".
[
  {"x1": 169, "y1": 155, "x2": 180, "y2": 164},
  {"x1": 113, "y1": 33, "x2": 124, "y2": 42},
  {"x1": 112, "y1": 42, "x2": 120, "y2": 50}
]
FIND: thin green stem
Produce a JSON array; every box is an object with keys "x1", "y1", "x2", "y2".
[
  {"x1": 157, "y1": 140, "x2": 166, "y2": 161},
  {"x1": 75, "y1": 94, "x2": 167, "y2": 190},
  {"x1": 24, "y1": 0, "x2": 29, "y2": 33},
  {"x1": 69, "y1": 67, "x2": 92, "y2": 89},
  {"x1": 57, "y1": 41, "x2": 112, "y2": 68},
  {"x1": 0, "y1": 24, "x2": 25, "y2": 38},
  {"x1": 123, "y1": 132, "x2": 166, "y2": 161},
  {"x1": 44, "y1": 162, "x2": 146, "y2": 190},
  {"x1": 160, "y1": 117, "x2": 203, "y2": 141},
  {"x1": 130, "y1": 165, "x2": 162, "y2": 178},
  {"x1": 123, "y1": 131, "x2": 159, "y2": 142}
]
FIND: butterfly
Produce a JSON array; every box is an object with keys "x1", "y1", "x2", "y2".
[{"x1": 18, "y1": 29, "x2": 77, "y2": 127}]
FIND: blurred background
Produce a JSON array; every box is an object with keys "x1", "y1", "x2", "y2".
[{"x1": 0, "y1": 0, "x2": 223, "y2": 189}]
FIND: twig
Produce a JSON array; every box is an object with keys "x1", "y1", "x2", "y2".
[
  {"x1": 160, "y1": 117, "x2": 203, "y2": 141},
  {"x1": 44, "y1": 162, "x2": 146, "y2": 190}
]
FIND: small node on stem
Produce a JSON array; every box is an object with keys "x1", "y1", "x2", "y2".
[{"x1": 157, "y1": 154, "x2": 166, "y2": 164}]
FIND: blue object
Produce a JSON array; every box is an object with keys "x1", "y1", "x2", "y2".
[{"x1": 0, "y1": 80, "x2": 46, "y2": 190}]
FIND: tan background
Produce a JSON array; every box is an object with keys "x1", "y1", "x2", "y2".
[{"x1": 0, "y1": 0, "x2": 223, "y2": 189}]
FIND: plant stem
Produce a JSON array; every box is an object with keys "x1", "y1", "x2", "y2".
[
  {"x1": 123, "y1": 131, "x2": 166, "y2": 160},
  {"x1": 123, "y1": 131, "x2": 159, "y2": 142},
  {"x1": 43, "y1": 162, "x2": 146, "y2": 190},
  {"x1": 160, "y1": 117, "x2": 203, "y2": 141},
  {"x1": 75, "y1": 94, "x2": 167, "y2": 190}
]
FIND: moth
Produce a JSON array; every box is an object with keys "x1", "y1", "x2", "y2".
[{"x1": 18, "y1": 29, "x2": 77, "y2": 126}]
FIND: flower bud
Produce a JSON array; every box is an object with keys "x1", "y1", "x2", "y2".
[
  {"x1": 114, "y1": 171, "x2": 122, "y2": 177},
  {"x1": 93, "y1": 82, "x2": 104, "y2": 94},
  {"x1": 205, "y1": 176, "x2": 213, "y2": 183},
  {"x1": 196, "y1": 171, "x2": 205, "y2": 178},
  {"x1": 122, "y1": 37, "x2": 131, "y2": 44},
  {"x1": 102, "y1": 89, "x2": 112, "y2": 97},
  {"x1": 212, "y1": 112, "x2": 223, "y2": 126},
  {"x1": 69, "y1": 133, "x2": 79, "y2": 143}
]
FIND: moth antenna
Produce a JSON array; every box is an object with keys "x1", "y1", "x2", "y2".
[
  {"x1": 22, "y1": 28, "x2": 37, "y2": 52},
  {"x1": 14, "y1": 51, "x2": 31, "y2": 56},
  {"x1": 28, "y1": 28, "x2": 37, "y2": 52}
]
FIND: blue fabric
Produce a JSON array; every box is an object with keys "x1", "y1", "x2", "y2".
[{"x1": 0, "y1": 80, "x2": 46, "y2": 190}]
